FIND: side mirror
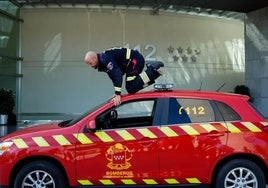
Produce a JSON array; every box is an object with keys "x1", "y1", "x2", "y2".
[
  {"x1": 87, "y1": 120, "x2": 96, "y2": 131},
  {"x1": 110, "y1": 109, "x2": 118, "y2": 119}
]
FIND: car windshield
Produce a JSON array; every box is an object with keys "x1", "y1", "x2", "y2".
[{"x1": 59, "y1": 99, "x2": 109, "y2": 127}]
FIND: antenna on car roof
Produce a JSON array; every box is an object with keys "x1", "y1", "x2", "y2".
[
  {"x1": 198, "y1": 81, "x2": 203, "y2": 91},
  {"x1": 216, "y1": 83, "x2": 226, "y2": 92}
]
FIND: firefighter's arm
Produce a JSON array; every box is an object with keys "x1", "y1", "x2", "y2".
[
  {"x1": 107, "y1": 63, "x2": 123, "y2": 106},
  {"x1": 107, "y1": 62, "x2": 123, "y2": 95}
]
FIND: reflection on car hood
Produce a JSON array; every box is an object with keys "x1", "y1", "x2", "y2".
[{"x1": 0, "y1": 122, "x2": 61, "y2": 141}]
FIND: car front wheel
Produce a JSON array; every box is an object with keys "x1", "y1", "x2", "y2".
[
  {"x1": 14, "y1": 160, "x2": 67, "y2": 188},
  {"x1": 215, "y1": 159, "x2": 265, "y2": 188}
]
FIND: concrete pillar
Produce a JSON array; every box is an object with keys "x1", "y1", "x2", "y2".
[{"x1": 245, "y1": 7, "x2": 268, "y2": 117}]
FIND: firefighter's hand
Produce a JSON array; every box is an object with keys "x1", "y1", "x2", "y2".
[{"x1": 111, "y1": 95, "x2": 121, "y2": 106}]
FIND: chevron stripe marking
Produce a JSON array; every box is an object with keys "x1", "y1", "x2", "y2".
[
  {"x1": 116, "y1": 130, "x2": 136, "y2": 140},
  {"x1": 95, "y1": 132, "x2": 114, "y2": 142},
  {"x1": 160, "y1": 127, "x2": 178, "y2": 137},
  {"x1": 138, "y1": 128, "x2": 157, "y2": 138},
  {"x1": 186, "y1": 178, "x2": 201, "y2": 183},
  {"x1": 12, "y1": 138, "x2": 28, "y2": 149},
  {"x1": 200, "y1": 124, "x2": 218, "y2": 132},
  {"x1": 32, "y1": 137, "x2": 50, "y2": 147},
  {"x1": 73, "y1": 133, "x2": 93, "y2": 144},
  {"x1": 241, "y1": 122, "x2": 262, "y2": 132},
  {"x1": 224, "y1": 123, "x2": 241, "y2": 133},
  {"x1": 100, "y1": 179, "x2": 115, "y2": 185},
  {"x1": 121, "y1": 179, "x2": 136, "y2": 184},
  {"x1": 77, "y1": 180, "x2": 93, "y2": 185},
  {"x1": 165, "y1": 178, "x2": 180, "y2": 184},
  {"x1": 180, "y1": 125, "x2": 200, "y2": 135},
  {"x1": 143, "y1": 179, "x2": 158, "y2": 184},
  {"x1": 261, "y1": 122, "x2": 268, "y2": 126},
  {"x1": 53, "y1": 135, "x2": 71, "y2": 146}
]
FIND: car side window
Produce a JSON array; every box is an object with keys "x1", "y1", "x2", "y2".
[
  {"x1": 167, "y1": 98, "x2": 215, "y2": 124},
  {"x1": 96, "y1": 100, "x2": 155, "y2": 129},
  {"x1": 116, "y1": 100, "x2": 154, "y2": 118},
  {"x1": 214, "y1": 101, "x2": 241, "y2": 121}
]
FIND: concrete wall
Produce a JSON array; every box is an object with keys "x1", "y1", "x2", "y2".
[
  {"x1": 245, "y1": 7, "x2": 268, "y2": 117},
  {"x1": 20, "y1": 8, "x2": 244, "y2": 119}
]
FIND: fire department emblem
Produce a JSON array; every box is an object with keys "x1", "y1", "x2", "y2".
[{"x1": 106, "y1": 143, "x2": 132, "y2": 170}]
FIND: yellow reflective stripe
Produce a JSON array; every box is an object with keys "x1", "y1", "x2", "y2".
[
  {"x1": 100, "y1": 179, "x2": 115, "y2": 185},
  {"x1": 114, "y1": 87, "x2": 122, "y2": 92},
  {"x1": 13, "y1": 138, "x2": 28, "y2": 148},
  {"x1": 143, "y1": 179, "x2": 158, "y2": 184},
  {"x1": 126, "y1": 76, "x2": 136, "y2": 81},
  {"x1": 165, "y1": 178, "x2": 179, "y2": 184},
  {"x1": 138, "y1": 128, "x2": 157, "y2": 138},
  {"x1": 32, "y1": 137, "x2": 49, "y2": 147},
  {"x1": 139, "y1": 72, "x2": 150, "y2": 84},
  {"x1": 73, "y1": 133, "x2": 93, "y2": 144},
  {"x1": 126, "y1": 48, "x2": 131, "y2": 59},
  {"x1": 121, "y1": 179, "x2": 136, "y2": 185},
  {"x1": 186, "y1": 178, "x2": 201, "y2": 183},
  {"x1": 116, "y1": 130, "x2": 136, "y2": 140},
  {"x1": 95, "y1": 132, "x2": 114, "y2": 142},
  {"x1": 200, "y1": 123, "x2": 218, "y2": 132},
  {"x1": 53, "y1": 135, "x2": 71, "y2": 145},
  {"x1": 77, "y1": 178, "x2": 202, "y2": 185},
  {"x1": 180, "y1": 125, "x2": 200, "y2": 135},
  {"x1": 224, "y1": 123, "x2": 241, "y2": 133},
  {"x1": 78, "y1": 180, "x2": 93, "y2": 185},
  {"x1": 241, "y1": 122, "x2": 262, "y2": 132},
  {"x1": 160, "y1": 127, "x2": 178, "y2": 137}
]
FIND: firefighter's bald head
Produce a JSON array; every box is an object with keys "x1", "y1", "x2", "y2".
[{"x1": 84, "y1": 51, "x2": 99, "y2": 69}]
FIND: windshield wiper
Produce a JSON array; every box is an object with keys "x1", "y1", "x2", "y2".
[{"x1": 58, "y1": 119, "x2": 72, "y2": 127}]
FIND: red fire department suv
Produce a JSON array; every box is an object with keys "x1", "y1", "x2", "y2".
[{"x1": 1, "y1": 84, "x2": 268, "y2": 188}]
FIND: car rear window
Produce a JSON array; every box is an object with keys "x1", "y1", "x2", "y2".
[{"x1": 214, "y1": 101, "x2": 241, "y2": 121}]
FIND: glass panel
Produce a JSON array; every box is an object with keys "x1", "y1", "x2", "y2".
[
  {"x1": 215, "y1": 101, "x2": 241, "y2": 121},
  {"x1": 0, "y1": 3, "x2": 21, "y2": 116},
  {"x1": 0, "y1": 1, "x2": 19, "y2": 16},
  {"x1": 167, "y1": 98, "x2": 215, "y2": 124},
  {"x1": 116, "y1": 100, "x2": 154, "y2": 118}
]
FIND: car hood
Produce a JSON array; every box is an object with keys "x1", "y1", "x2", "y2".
[{"x1": 0, "y1": 122, "x2": 63, "y2": 141}]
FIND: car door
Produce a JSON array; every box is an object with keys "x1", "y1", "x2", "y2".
[
  {"x1": 75, "y1": 99, "x2": 160, "y2": 186},
  {"x1": 158, "y1": 97, "x2": 229, "y2": 185}
]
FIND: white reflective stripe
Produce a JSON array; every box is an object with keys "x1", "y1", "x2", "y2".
[
  {"x1": 126, "y1": 48, "x2": 131, "y2": 59},
  {"x1": 139, "y1": 72, "x2": 150, "y2": 84},
  {"x1": 126, "y1": 76, "x2": 136, "y2": 81}
]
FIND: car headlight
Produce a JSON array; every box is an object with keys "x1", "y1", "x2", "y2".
[{"x1": 0, "y1": 141, "x2": 13, "y2": 155}]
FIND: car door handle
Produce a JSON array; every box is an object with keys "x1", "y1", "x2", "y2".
[
  {"x1": 139, "y1": 137, "x2": 156, "y2": 147},
  {"x1": 207, "y1": 130, "x2": 224, "y2": 138}
]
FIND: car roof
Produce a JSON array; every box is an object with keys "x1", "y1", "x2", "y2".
[{"x1": 122, "y1": 89, "x2": 249, "y2": 101}]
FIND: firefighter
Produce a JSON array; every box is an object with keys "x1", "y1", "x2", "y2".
[{"x1": 84, "y1": 47, "x2": 164, "y2": 106}]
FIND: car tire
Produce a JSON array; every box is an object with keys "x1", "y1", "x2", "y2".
[
  {"x1": 215, "y1": 159, "x2": 265, "y2": 188},
  {"x1": 14, "y1": 160, "x2": 67, "y2": 188}
]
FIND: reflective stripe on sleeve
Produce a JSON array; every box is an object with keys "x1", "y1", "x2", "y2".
[{"x1": 115, "y1": 87, "x2": 122, "y2": 92}]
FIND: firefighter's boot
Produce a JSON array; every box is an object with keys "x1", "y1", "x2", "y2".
[{"x1": 146, "y1": 61, "x2": 164, "y2": 70}]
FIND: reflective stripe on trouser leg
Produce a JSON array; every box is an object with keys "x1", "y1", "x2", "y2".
[
  {"x1": 139, "y1": 72, "x2": 150, "y2": 84},
  {"x1": 126, "y1": 76, "x2": 136, "y2": 81}
]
